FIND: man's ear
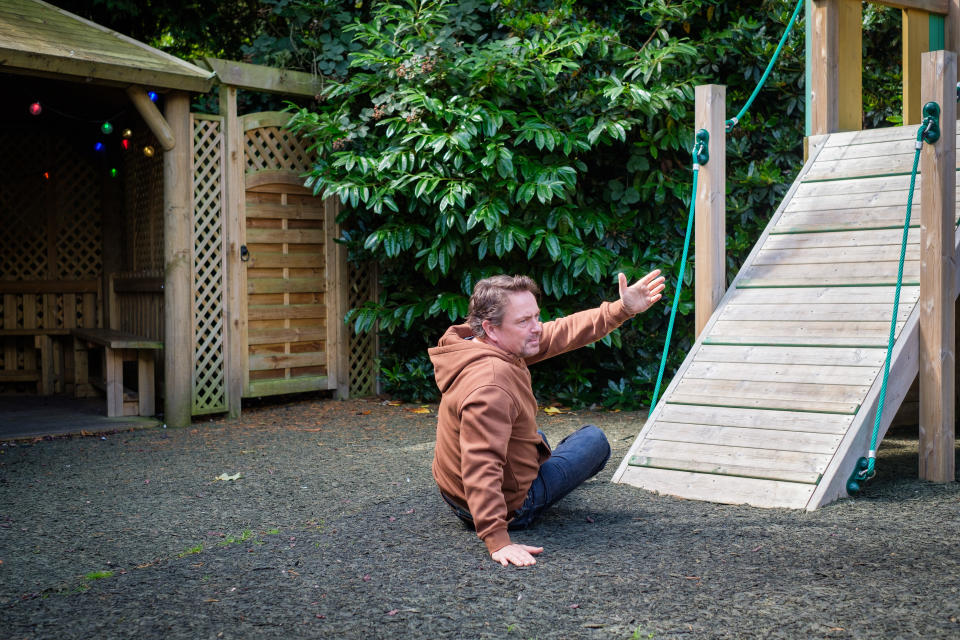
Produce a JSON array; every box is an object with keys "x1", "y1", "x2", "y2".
[{"x1": 481, "y1": 319, "x2": 498, "y2": 342}]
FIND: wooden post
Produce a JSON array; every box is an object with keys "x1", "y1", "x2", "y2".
[
  {"x1": 919, "y1": 49, "x2": 956, "y2": 482},
  {"x1": 163, "y1": 91, "x2": 193, "y2": 427},
  {"x1": 903, "y1": 9, "x2": 931, "y2": 125},
  {"x1": 220, "y1": 85, "x2": 246, "y2": 418},
  {"x1": 947, "y1": 0, "x2": 960, "y2": 57},
  {"x1": 324, "y1": 197, "x2": 350, "y2": 399},
  {"x1": 694, "y1": 84, "x2": 726, "y2": 337},
  {"x1": 809, "y1": 0, "x2": 862, "y2": 135}
]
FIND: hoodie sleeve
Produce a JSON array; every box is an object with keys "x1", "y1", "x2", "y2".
[
  {"x1": 458, "y1": 384, "x2": 519, "y2": 554},
  {"x1": 526, "y1": 299, "x2": 633, "y2": 365}
]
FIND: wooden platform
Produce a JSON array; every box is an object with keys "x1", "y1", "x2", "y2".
[
  {"x1": 0, "y1": 396, "x2": 160, "y2": 441},
  {"x1": 613, "y1": 123, "x2": 960, "y2": 510}
]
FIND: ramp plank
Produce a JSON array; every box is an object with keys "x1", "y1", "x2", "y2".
[
  {"x1": 630, "y1": 440, "x2": 829, "y2": 484},
  {"x1": 738, "y1": 262, "x2": 919, "y2": 286},
  {"x1": 707, "y1": 319, "x2": 904, "y2": 341},
  {"x1": 723, "y1": 285, "x2": 919, "y2": 305},
  {"x1": 668, "y1": 378, "x2": 865, "y2": 414},
  {"x1": 762, "y1": 228, "x2": 920, "y2": 249},
  {"x1": 693, "y1": 344, "x2": 886, "y2": 367},
  {"x1": 618, "y1": 466, "x2": 815, "y2": 508},
  {"x1": 718, "y1": 302, "x2": 913, "y2": 322},
  {"x1": 683, "y1": 362, "x2": 879, "y2": 386},
  {"x1": 646, "y1": 421, "x2": 843, "y2": 454},
  {"x1": 656, "y1": 404, "x2": 853, "y2": 434}
]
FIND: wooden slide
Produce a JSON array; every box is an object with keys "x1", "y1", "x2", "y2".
[{"x1": 612, "y1": 123, "x2": 960, "y2": 510}]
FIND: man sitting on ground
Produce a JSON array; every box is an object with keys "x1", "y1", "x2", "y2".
[{"x1": 430, "y1": 270, "x2": 665, "y2": 566}]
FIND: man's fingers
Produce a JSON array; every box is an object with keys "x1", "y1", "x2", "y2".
[
  {"x1": 618, "y1": 272, "x2": 628, "y2": 298},
  {"x1": 639, "y1": 268, "x2": 661, "y2": 284},
  {"x1": 521, "y1": 545, "x2": 544, "y2": 555}
]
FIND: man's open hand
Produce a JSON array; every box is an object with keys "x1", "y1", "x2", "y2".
[
  {"x1": 491, "y1": 543, "x2": 543, "y2": 567},
  {"x1": 619, "y1": 270, "x2": 665, "y2": 315}
]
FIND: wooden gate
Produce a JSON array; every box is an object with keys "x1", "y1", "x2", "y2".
[{"x1": 241, "y1": 113, "x2": 347, "y2": 398}]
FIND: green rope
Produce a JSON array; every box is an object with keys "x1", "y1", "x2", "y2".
[
  {"x1": 649, "y1": 133, "x2": 706, "y2": 416},
  {"x1": 726, "y1": 0, "x2": 804, "y2": 132},
  {"x1": 849, "y1": 110, "x2": 939, "y2": 492}
]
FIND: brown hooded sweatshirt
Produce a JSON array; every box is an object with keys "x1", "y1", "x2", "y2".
[{"x1": 429, "y1": 299, "x2": 633, "y2": 554}]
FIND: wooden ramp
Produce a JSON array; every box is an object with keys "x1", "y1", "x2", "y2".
[{"x1": 612, "y1": 123, "x2": 960, "y2": 510}]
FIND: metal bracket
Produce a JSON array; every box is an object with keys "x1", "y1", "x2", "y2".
[
  {"x1": 693, "y1": 129, "x2": 710, "y2": 167},
  {"x1": 921, "y1": 102, "x2": 941, "y2": 145}
]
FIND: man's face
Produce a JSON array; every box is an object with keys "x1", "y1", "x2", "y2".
[{"x1": 483, "y1": 290, "x2": 542, "y2": 358}]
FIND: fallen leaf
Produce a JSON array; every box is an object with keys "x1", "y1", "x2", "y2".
[
  {"x1": 386, "y1": 400, "x2": 403, "y2": 406},
  {"x1": 585, "y1": 516, "x2": 595, "y2": 523},
  {"x1": 387, "y1": 609, "x2": 399, "y2": 616},
  {"x1": 542, "y1": 406, "x2": 566, "y2": 415},
  {"x1": 357, "y1": 410, "x2": 371, "y2": 415},
  {"x1": 362, "y1": 575, "x2": 371, "y2": 582},
  {"x1": 404, "y1": 509, "x2": 415, "y2": 514},
  {"x1": 752, "y1": 545, "x2": 762, "y2": 552},
  {"x1": 406, "y1": 407, "x2": 431, "y2": 414},
  {"x1": 315, "y1": 614, "x2": 326, "y2": 619},
  {"x1": 569, "y1": 603, "x2": 580, "y2": 609},
  {"x1": 389, "y1": 516, "x2": 396, "y2": 522},
  {"x1": 214, "y1": 472, "x2": 241, "y2": 482}
]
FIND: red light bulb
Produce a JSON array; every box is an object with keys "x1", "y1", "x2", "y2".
[{"x1": 29, "y1": 101, "x2": 42, "y2": 116}]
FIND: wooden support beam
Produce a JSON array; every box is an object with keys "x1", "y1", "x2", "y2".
[
  {"x1": 903, "y1": 9, "x2": 931, "y2": 125},
  {"x1": 201, "y1": 57, "x2": 325, "y2": 97},
  {"x1": 810, "y1": 0, "x2": 863, "y2": 135},
  {"x1": 919, "y1": 50, "x2": 956, "y2": 482},
  {"x1": 126, "y1": 86, "x2": 176, "y2": 151},
  {"x1": 694, "y1": 85, "x2": 726, "y2": 337},
  {"x1": 325, "y1": 197, "x2": 350, "y2": 399},
  {"x1": 945, "y1": 0, "x2": 960, "y2": 56},
  {"x1": 163, "y1": 91, "x2": 193, "y2": 427},
  {"x1": 872, "y1": 0, "x2": 948, "y2": 12},
  {"x1": 220, "y1": 85, "x2": 247, "y2": 418}
]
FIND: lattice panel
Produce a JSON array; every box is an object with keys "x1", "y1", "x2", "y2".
[
  {"x1": 0, "y1": 130, "x2": 48, "y2": 279},
  {"x1": 191, "y1": 116, "x2": 227, "y2": 415},
  {"x1": 125, "y1": 132, "x2": 164, "y2": 271},
  {"x1": 55, "y1": 159, "x2": 101, "y2": 279},
  {"x1": 0, "y1": 131, "x2": 101, "y2": 280},
  {"x1": 348, "y1": 262, "x2": 378, "y2": 397},
  {"x1": 244, "y1": 126, "x2": 311, "y2": 173}
]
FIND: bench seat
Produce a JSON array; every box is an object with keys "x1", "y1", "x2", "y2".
[{"x1": 71, "y1": 328, "x2": 163, "y2": 417}]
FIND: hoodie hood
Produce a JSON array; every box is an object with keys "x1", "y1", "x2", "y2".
[{"x1": 428, "y1": 324, "x2": 519, "y2": 393}]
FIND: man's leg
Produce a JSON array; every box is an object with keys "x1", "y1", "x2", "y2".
[{"x1": 509, "y1": 424, "x2": 610, "y2": 529}]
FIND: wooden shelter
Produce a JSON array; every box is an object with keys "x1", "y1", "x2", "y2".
[{"x1": 0, "y1": 0, "x2": 376, "y2": 430}]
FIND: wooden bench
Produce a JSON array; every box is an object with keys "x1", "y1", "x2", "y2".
[
  {"x1": 0, "y1": 328, "x2": 71, "y2": 394},
  {"x1": 71, "y1": 328, "x2": 163, "y2": 417},
  {"x1": 0, "y1": 279, "x2": 100, "y2": 395}
]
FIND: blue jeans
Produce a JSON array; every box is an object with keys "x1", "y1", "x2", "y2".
[
  {"x1": 441, "y1": 425, "x2": 610, "y2": 529},
  {"x1": 509, "y1": 424, "x2": 611, "y2": 529}
]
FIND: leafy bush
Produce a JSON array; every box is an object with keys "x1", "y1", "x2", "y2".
[{"x1": 287, "y1": 0, "x2": 901, "y2": 408}]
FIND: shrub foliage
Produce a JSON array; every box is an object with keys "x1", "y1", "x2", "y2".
[{"x1": 286, "y1": 0, "x2": 901, "y2": 407}]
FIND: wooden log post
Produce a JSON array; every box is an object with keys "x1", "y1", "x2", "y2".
[
  {"x1": 163, "y1": 91, "x2": 193, "y2": 427},
  {"x1": 903, "y1": 8, "x2": 932, "y2": 125},
  {"x1": 808, "y1": 0, "x2": 862, "y2": 136},
  {"x1": 947, "y1": 0, "x2": 960, "y2": 57},
  {"x1": 694, "y1": 84, "x2": 726, "y2": 337},
  {"x1": 220, "y1": 85, "x2": 246, "y2": 419},
  {"x1": 919, "y1": 49, "x2": 956, "y2": 482}
]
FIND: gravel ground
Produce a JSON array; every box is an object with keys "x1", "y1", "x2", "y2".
[{"x1": 1, "y1": 396, "x2": 959, "y2": 639}]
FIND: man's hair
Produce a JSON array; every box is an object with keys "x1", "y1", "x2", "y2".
[{"x1": 467, "y1": 275, "x2": 540, "y2": 338}]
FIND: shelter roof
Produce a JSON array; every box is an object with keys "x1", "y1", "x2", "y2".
[{"x1": 0, "y1": 0, "x2": 214, "y2": 93}]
